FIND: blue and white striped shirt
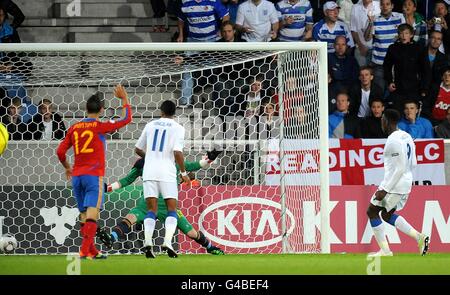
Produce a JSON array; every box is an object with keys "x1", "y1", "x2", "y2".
[
  {"x1": 371, "y1": 12, "x2": 405, "y2": 65},
  {"x1": 312, "y1": 19, "x2": 354, "y2": 52},
  {"x1": 179, "y1": 0, "x2": 229, "y2": 41},
  {"x1": 276, "y1": 0, "x2": 313, "y2": 42}
]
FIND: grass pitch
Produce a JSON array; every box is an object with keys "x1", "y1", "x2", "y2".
[{"x1": 1, "y1": 253, "x2": 450, "y2": 275}]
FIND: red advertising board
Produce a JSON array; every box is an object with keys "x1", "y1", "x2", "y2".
[{"x1": 178, "y1": 186, "x2": 450, "y2": 254}]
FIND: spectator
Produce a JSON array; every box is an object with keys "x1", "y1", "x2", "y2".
[
  {"x1": 276, "y1": 0, "x2": 313, "y2": 42},
  {"x1": 365, "y1": 0, "x2": 405, "y2": 91},
  {"x1": 421, "y1": 30, "x2": 448, "y2": 102},
  {"x1": 0, "y1": 97, "x2": 31, "y2": 140},
  {"x1": 260, "y1": 102, "x2": 279, "y2": 138},
  {"x1": 383, "y1": 23, "x2": 424, "y2": 112},
  {"x1": 337, "y1": 0, "x2": 354, "y2": 27},
  {"x1": 150, "y1": 0, "x2": 168, "y2": 32},
  {"x1": 403, "y1": 0, "x2": 427, "y2": 47},
  {"x1": 434, "y1": 106, "x2": 450, "y2": 138},
  {"x1": 313, "y1": 1, "x2": 355, "y2": 53},
  {"x1": 418, "y1": 0, "x2": 435, "y2": 20},
  {"x1": 350, "y1": 0, "x2": 380, "y2": 66},
  {"x1": 328, "y1": 35, "x2": 359, "y2": 97},
  {"x1": 427, "y1": 67, "x2": 450, "y2": 124},
  {"x1": 236, "y1": 0, "x2": 279, "y2": 42},
  {"x1": 222, "y1": 0, "x2": 245, "y2": 23},
  {"x1": 177, "y1": 0, "x2": 229, "y2": 106},
  {"x1": 1, "y1": 6, "x2": 33, "y2": 116},
  {"x1": 398, "y1": 99, "x2": 434, "y2": 138},
  {"x1": 360, "y1": 98, "x2": 386, "y2": 138},
  {"x1": 311, "y1": 0, "x2": 327, "y2": 23},
  {"x1": 244, "y1": 75, "x2": 267, "y2": 117},
  {"x1": 0, "y1": 6, "x2": 18, "y2": 43},
  {"x1": 427, "y1": 0, "x2": 450, "y2": 53},
  {"x1": 0, "y1": 0, "x2": 24, "y2": 36},
  {"x1": 328, "y1": 92, "x2": 361, "y2": 138},
  {"x1": 218, "y1": 20, "x2": 246, "y2": 42},
  {"x1": 349, "y1": 65, "x2": 384, "y2": 118},
  {"x1": 29, "y1": 99, "x2": 66, "y2": 140}
]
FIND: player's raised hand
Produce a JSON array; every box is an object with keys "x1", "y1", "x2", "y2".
[{"x1": 114, "y1": 85, "x2": 129, "y2": 104}]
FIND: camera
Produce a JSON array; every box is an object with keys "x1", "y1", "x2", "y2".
[{"x1": 434, "y1": 17, "x2": 442, "y2": 24}]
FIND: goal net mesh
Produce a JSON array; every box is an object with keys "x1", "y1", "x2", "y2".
[{"x1": 0, "y1": 46, "x2": 324, "y2": 254}]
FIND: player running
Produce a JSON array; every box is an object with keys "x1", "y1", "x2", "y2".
[
  {"x1": 96, "y1": 150, "x2": 225, "y2": 255},
  {"x1": 134, "y1": 100, "x2": 189, "y2": 258},
  {"x1": 56, "y1": 85, "x2": 132, "y2": 259},
  {"x1": 366, "y1": 109, "x2": 429, "y2": 257}
]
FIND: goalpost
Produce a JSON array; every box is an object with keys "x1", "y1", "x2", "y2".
[{"x1": 0, "y1": 42, "x2": 329, "y2": 254}]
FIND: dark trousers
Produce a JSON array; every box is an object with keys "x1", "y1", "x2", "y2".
[{"x1": 150, "y1": 0, "x2": 166, "y2": 18}]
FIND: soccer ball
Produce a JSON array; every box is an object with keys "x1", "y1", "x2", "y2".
[
  {"x1": 0, "y1": 122, "x2": 9, "y2": 156},
  {"x1": 0, "y1": 234, "x2": 17, "y2": 254}
]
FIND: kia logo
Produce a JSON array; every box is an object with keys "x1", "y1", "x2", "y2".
[{"x1": 198, "y1": 197, "x2": 296, "y2": 248}]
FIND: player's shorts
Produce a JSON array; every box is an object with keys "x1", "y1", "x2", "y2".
[
  {"x1": 370, "y1": 192, "x2": 409, "y2": 212},
  {"x1": 143, "y1": 180, "x2": 178, "y2": 200},
  {"x1": 72, "y1": 175, "x2": 105, "y2": 213}
]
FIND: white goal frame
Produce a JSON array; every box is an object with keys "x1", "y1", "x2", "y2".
[{"x1": 1, "y1": 42, "x2": 330, "y2": 254}]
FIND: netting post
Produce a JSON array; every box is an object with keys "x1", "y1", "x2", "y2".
[
  {"x1": 278, "y1": 52, "x2": 288, "y2": 254},
  {"x1": 0, "y1": 216, "x2": 4, "y2": 237},
  {"x1": 318, "y1": 43, "x2": 330, "y2": 254}
]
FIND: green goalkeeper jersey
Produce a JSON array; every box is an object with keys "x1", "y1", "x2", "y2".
[{"x1": 117, "y1": 158, "x2": 202, "y2": 215}]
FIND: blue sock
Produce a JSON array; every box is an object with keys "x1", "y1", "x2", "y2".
[
  {"x1": 145, "y1": 211, "x2": 156, "y2": 220},
  {"x1": 167, "y1": 211, "x2": 178, "y2": 219}
]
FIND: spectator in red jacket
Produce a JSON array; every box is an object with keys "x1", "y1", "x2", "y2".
[{"x1": 431, "y1": 67, "x2": 450, "y2": 124}]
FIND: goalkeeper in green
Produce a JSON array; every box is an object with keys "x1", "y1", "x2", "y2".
[{"x1": 97, "y1": 150, "x2": 225, "y2": 255}]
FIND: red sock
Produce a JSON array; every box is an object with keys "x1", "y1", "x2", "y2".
[
  {"x1": 81, "y1": 220, "x2": 97, "y2": 257},
  {"x1": 80, "y1": 222, "x2": 85, "y2": 236}
]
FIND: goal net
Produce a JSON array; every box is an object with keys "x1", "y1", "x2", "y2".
[{"x1": 0, "y1": 43, "x2": 329, "y2": 255}]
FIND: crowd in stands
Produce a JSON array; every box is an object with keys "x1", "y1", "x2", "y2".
[{"x1": 1, "y1": 0, "x2": 450, "y2": 141}]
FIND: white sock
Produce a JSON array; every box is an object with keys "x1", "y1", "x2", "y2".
[
  {"x1": 143, "y1": 218, "x2": 156, "y2": 247},
  {"x1": 372, "y1": 223, "x2": 391, "y2": 253},
  {"x1": 164, "y1": 216, "x2": 178, "y2": 247},
  {"x1": 394, "y1": 216, "x2": 420, "y2": 241}
]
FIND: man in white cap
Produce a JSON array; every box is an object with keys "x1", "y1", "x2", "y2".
[{"x1": 313, "y1": 1, "x2": 355, "y2": 52}]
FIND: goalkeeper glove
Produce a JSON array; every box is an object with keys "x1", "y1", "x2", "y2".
[
  {"x1": 206, "y1": 149, "x2": 223, "y2": 162},
  {"x1": 105, "y1": 182, "x2": 120, "y2": 192}
]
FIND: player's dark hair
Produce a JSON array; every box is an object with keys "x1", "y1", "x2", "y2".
[
  {"x1": 160, "y1": 100, "x2": 176, "y2": 116},
  {"x1": 383, "y1": 109, "x2": 401, "y2": 124},
  {"x1": 86, "y1": 93, "x2": 104, "y2": 114}
]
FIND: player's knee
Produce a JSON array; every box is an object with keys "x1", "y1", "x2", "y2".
[
  {"x1": 187, "y1": 229, "x2": 197, "y2": 239},
  {"x1": 366, "y1": 206, "x2": 377, "y2": 219},
  {"x1": 380, "y1": 211, "x2": 391, "y2": 222}
]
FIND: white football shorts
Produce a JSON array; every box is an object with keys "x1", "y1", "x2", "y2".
[
  {"x1": 143, "y1": 180, "x2": 178, "y2": 200},
  {"x1": 370, "y1": 192, "x2": 409, "y2": 212}
]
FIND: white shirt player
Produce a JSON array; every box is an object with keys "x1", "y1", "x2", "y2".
[
  {"x1": 379, "y1": 129, "x2": 417, "y2": 194},
  {"x1": 135, "y1": 117, "x2": 185, "y2": 182}
]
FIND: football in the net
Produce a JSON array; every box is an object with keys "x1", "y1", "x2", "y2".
[
  {"x1": 0, "y1": 234, "x2": 18, "y2": 254},
  {"x1": 0, "y1": 122, "x2": 9, "y2": 156}
]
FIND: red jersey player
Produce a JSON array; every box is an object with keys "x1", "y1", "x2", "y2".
[{"x1": 57, "y1": 85, "x2": 132, "y2": 259}]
